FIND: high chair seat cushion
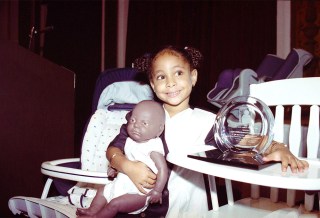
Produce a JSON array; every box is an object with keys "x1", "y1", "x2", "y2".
[
  {"x1": 81, "y1": 109, "x2": 129, "y2": 172},
  {"x1": 81, "y1": 81, "x2": 154, "y2": 173}
]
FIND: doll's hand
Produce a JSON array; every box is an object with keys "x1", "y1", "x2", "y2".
[
  {"x1": 263, "y1": 144, "x2": 309, "y2": 173},
  {"x1": 147, "y1": 190, "x2": 162, "y2": 204},
  {"x1": 107, "y1": 167, "x2": 118, "y2": 178},
  {"x1": 125, "y1": 161, "x2": 156, "y2": 194}
]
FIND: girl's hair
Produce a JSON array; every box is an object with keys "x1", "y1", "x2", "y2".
[{"x1": 133, "y1": 45, "x2": 203, "y2": 79}]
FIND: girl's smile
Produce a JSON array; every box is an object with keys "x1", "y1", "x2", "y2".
[
  {"x1": 150, "y1": 53, "x2": 197, "y2": 116},
  {"x1": 166, "y1": 90, "x2": 181, "y2": 98}
]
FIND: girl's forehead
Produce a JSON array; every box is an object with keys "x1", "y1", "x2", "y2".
[
  {"x1": 154, "y1": 51, "x2": 181, "y2": 61},
  {"x1": 153, "y1": 52, "x2": 188, "y2": 66}
]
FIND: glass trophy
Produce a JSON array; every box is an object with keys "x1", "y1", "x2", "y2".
[
  {"x1": 213, "y1": 96, "x2": 274, "y2": 167},
  {"x1": 188, "y1": 96, "x2": 275, "y2": 169}
]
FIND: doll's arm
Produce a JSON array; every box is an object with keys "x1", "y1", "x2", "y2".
[
  {"x1": 107, "y1": 146, "x2": 156, "y2": 194},
  {"x1": 107, "y1": 123, "x2": 157, "y2": 193},
  {"x1": 148, "y1": 151, "x2": 168, "y2": 204}
]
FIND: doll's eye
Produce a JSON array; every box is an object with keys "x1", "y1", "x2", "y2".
[
  {"x1": 143, "y1": 121, "x2": 149, "y2": 126},
  {"x1": 129, "y1": 118, "x2": 136, "y2": 123}
]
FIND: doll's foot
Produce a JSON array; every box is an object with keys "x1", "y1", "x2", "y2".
[
  {"x1": 76, "y1": 207, "x2": 98, "y2": 217},
  {"x1": 77, "y1": 215, "x2": 96, "y2": 218}
]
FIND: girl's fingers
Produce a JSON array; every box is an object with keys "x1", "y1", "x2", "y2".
[
  {"x1": 296, "y1": 159, "x2": 309, "y2": 172},
  {"x1": 281, "y1": 157, "x2": 289, "y2": 172}
]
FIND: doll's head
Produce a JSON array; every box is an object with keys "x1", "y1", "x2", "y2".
[{"x1": 127, "y1": 100, "x2": 165, "y2": 143}]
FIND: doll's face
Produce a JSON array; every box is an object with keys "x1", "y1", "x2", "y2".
[{"x1": 127, "y1": 100, "x2": 165, "y2": 143}]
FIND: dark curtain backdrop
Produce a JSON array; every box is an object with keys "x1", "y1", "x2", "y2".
[
  {"x1": 18, "y1": 0, "x2": 276, "y2": 155},
  {"x1": 0, "y1": 2, "x2": 276, "y2": 215},
  {"x1": 0, "y1": 0, "x2": 19, "y2": 41},
  {"x1": 39, "y1": 1, "x2": 115, "y2": 155},
  {"x1": 126, "y1": 0, "x2": 276, "y2": 111},
  {"x1": 292, "y1": 0, "x2": 320, "y2": 77}
]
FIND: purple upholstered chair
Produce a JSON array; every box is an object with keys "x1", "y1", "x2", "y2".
[{"x1": 207, "y1": 48, "x2": 313, "y2": 108}]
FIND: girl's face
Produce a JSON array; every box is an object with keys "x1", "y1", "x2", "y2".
[{"x1": 150, "y1": 53, "x2": 197, "y2": 116}]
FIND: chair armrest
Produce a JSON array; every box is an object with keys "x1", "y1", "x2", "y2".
[{"x1": 41, "y1": 158, "x2": 109, "y2": 184}]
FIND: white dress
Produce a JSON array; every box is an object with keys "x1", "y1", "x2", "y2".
[
  {"x1": 164, "y1": 108, "x2": 216, "y2": 218},
  {"x1": 103, "y1": 137, "x2": 165, "y2": 214}
]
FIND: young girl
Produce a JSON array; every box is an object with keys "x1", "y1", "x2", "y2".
[{"x1": 106, "y1": 46, "x2": 309, "y2": 218}]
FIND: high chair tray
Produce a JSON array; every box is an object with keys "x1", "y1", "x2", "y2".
[
  {"x1": 168, "y1": 147, "x2": 320, "y2": 190},
  {"x1": 187, "y1": 149, "x2": 275, "y2": 170}
]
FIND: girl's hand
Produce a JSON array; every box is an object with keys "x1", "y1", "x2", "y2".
[
  {"x1": 124, "y1": 161, "x2": 157, "y2": 194},
  {"x1": 263, "y1": 143, "x2": 309, "y2": 173}
]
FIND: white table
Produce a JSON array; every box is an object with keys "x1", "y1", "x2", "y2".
[{"x1": 167, "y1": 146, "x2": 320, "y2": 191}]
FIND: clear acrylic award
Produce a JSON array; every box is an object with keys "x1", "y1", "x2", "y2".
[
  {"x1": 188, "y1": 96, "x2": 275, "y2": 169},
  {"x1": 213, "y1": 96, "x2": 274, "y2": 166},
  {"x1": 188, "y1": 96, "x2": 274, "y2": 170}
]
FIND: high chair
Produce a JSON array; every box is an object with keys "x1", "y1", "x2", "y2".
[
  {"x1": 207, "y1": 77, "x2": 320, "y2": 217},
  {"x1": 8, "y1": 68, "x2": 155, "y2": 217},
  {"x1": 245, "y1": 77, "x2": 319, "y2": 214}
]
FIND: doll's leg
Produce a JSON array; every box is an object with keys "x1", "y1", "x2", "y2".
[
  {"x1": 83, "y1": 194, "x2": 147, "y2": 218},
  {"x1": 76, "y1": 186, "x2": 107, "y2": 216}
]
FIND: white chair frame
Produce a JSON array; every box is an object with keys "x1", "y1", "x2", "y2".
[{"x1": 249, "y1": 77, "x2": 320, "y2": 212}]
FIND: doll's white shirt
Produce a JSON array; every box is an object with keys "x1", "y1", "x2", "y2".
[
  {"x1": 164, "y1": 107, "x2": 216, "y2": 218},
  {"x1": 125, "y1": 137, "x2": 165, "y2": 173},
  {"x1": 103, "y1": 137, "x2": 164, "y2": 214}
]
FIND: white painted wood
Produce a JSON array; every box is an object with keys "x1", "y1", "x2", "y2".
[
  {"x1": 251, "y1": 77, "x2": 320, "y2": 211},
  {"x1": 167, "y1": 151, "x2": 320, "y2": 191}
]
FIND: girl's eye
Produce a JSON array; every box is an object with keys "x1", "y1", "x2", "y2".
[
  {"x1": 156, "y1": 75, "x2": 165, "y2": 80},
  {"x1": 130, "y1": 118, "x2": 135, "y2": 123},
  {"x1": 143, "y1": 122, "x2": 149, "y2": 126},
  {"x1": 175, "y1": 70, "x2": 183, "y2": 76}
]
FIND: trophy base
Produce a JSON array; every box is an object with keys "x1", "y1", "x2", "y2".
[{"x1": 188, "y1": 149, "x2": 275, "y2": 170}]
